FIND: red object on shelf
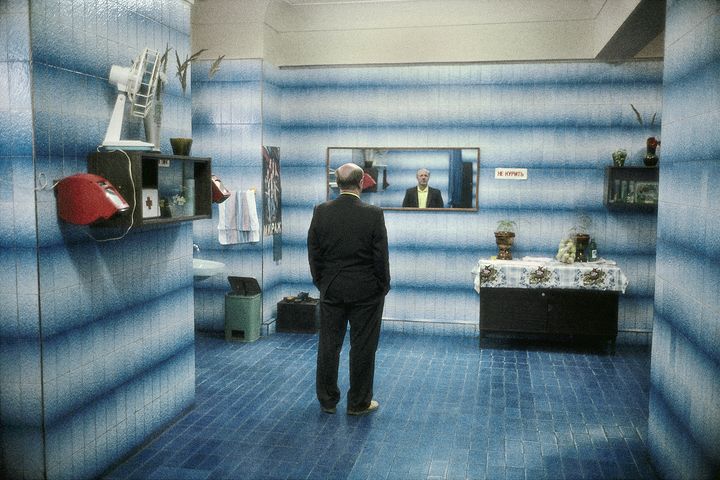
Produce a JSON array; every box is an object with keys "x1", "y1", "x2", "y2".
[
  {"x1": 56, "y1": 173, "x2": 129, "y2": 225},
  {"x1": 211, "y1": 174, "x2": 231, "y2": 203},
  {"x1": 361, "y1": 172, "x2": 377, "y2": 190}
]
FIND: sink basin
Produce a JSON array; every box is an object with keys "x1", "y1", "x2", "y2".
[{"x1": 193, "y1": 259, "x2": 225, "y2": 277}]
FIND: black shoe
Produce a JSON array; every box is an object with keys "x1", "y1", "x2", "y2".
[
  {"x1": 347, "y1": 400, "x2": 379, "y2": 416},
  {"x1": 321, "y1": 405, "x2": 336, "y2": 414}
]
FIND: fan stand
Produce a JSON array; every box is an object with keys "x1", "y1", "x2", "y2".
[
  {"x1": 99, "y1": 48, "x2": 160, "y2": 152},
  {"x1": 100, "y1": 93, "x2": 158, "y2": 151}
]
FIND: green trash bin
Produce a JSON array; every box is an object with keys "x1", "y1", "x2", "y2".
[{"x1": 224, "y1": 277, "x2": 262, "y2": 342}]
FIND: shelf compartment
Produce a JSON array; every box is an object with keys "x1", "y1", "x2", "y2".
[{"x1": 88, "y1": 152, "x2": 212, "y2": 227}]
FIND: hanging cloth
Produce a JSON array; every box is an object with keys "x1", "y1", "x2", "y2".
[
  {"x1": 217, "y1": 190, "x2": 240, "y2": 245},
  {"x1": 239, "y1": 189, "x2": 260, "y2": 243}
]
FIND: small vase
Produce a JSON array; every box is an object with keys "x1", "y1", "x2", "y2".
[
  {"x1": 170, "y1": 137, "x2": 192, "y2": 156},
  {"x1": 644, "y1": 153, "x2": 658, "y2": 167},
  {"x1": 644, "y1": 137, "x2": 660, "y2": 167},
  {"x1": 574, "y1": 234, "x2": 590, "y2": 262},
  {"x1": 494, "y1": 231, "x2": 515, "y2": 260}
]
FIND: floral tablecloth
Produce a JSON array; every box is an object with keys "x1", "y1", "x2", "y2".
[{"x1": 472, "y1": 258, "x2": 628, "y2": 294}]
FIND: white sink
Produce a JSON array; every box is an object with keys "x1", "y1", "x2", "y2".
[{"x1": 193, "y1": 258, "x2": 225, "y2": 277}]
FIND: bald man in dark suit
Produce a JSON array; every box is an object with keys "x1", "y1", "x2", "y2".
[
  {"x1": 402, "y1": 168, "x2": 444, "y2": 208},
  {"x1": 308, "y1": 163, "x2": 391, "y2": 416}
]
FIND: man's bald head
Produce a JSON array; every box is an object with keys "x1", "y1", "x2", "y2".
[{"x1": 336, "y1": 163, "x2": 364, "y2": 192}]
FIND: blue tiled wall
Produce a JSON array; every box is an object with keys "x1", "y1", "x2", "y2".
[
  {"x1": 277, "y1": 61, "x2": 663, "y2": 341},
  {"x1": 0, "y1": 1, "x2": 42, "y2": 478},
  {"x1": 191, "y1": 60, "x2": 662, "y2": 342},
  {"x1": 648, "y1": 1, "x2": 720, "y2": 478},
  {"x1": 1, "y1": 1, "x2": 197, "y2": 479},
  {"x1": 261, "y1": 62, "x2": 285, "y2": 332},
  {"x1": 192, "y1": 59, "x2": 265, "y2": 331}
]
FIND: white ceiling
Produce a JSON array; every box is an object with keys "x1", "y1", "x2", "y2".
[
  {"x1": 283, "y1": 0, "x2": 411, "y2": 3},
  {"x1": 277, "y1": 0, "x2": 610, "y2": 27},
  {"x1": 193, "y1": 0, "x2": 664, "y2": 66}
]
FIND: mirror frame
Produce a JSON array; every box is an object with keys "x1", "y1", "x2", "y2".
[{"x1": 326, "y1": 147, "x2": 480, "y2": 212}]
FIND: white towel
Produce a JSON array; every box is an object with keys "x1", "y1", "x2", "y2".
[
  {"x1": 217, "y1": 190, "x2": 240, "y2": 245},
  {"x1": 217, "y1": 190, "x2": 260, "y2": 244},
  {"x1": 239, "y1": 190, "x2": 260, "y2": 243}
]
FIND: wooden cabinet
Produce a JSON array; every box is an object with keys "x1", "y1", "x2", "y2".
[
  {"x1": 88, "y1": 152, "x2": 211, "y2": 227},
  {"x1": 479, "y1": 287, "x2": 618, "y2": 350},
  {"x1": 604, "y1": 166, "x2": 658, "y2": 211}
]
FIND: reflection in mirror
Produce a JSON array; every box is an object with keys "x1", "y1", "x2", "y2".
[{"x1": 327, "y1": 147, "x2": 480, "y2": 210}]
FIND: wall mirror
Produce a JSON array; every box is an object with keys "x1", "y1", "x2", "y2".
[{"x1": 327, "y1": 147, "x2": 480, "y2": 211}]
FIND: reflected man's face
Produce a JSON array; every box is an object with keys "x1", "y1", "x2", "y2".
[{"x1": 416, "y1": 170, "x2": 430, "y2": 188}]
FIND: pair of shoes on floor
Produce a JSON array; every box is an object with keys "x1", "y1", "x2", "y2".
[
  {"x1": 321, "y1": 405, "x2": 336, "y2": 414},
  {"x1": 347, "y1": 400, "x2": 379, "y2": 416}
]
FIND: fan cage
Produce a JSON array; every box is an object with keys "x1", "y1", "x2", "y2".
[{"x1": 129, "y1": 48, "x2": 160, "y2": 119}]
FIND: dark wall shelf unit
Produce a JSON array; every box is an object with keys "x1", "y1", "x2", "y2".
[
  {"x1": 604, "y1": 166, "x2": 659, "y2": 211},
  {"x1": 479, "y1": 287, "x2": 619, "y2": 351},
  {"x1": 88, "y1": 152, "x2": 212, "y2": 227}
]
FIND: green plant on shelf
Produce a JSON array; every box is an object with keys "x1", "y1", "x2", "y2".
[{"x1": 495, "y1": 219, "x2": 517, "y2": 234}]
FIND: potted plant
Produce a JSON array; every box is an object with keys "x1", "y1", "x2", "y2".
[
  {"x1": 168, "y1": 49, "x2": 225, "y2": 156},
  {"x1": 143, "y1": 47, "x2": 223, "y2": 154},
  {"x1": 630, "y1": 104, "x2": 661, "y2": 167},
  {"x1": 644, "y1": 136, "x2": 660, "y2": 167},
  {"x1": 494, "y1": 220, "x2": 517, "y2": 260}
]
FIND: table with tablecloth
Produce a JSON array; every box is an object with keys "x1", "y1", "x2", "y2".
[{"x1": 471, "y1": 257, "x2": 628, "y2": 350}]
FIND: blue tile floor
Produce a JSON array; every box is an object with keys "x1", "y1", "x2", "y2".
[{"x1": 104, "y1": 331, "x2": 657, "y2": 480}]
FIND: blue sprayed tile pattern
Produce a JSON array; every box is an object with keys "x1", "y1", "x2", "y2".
[
  {"x1": 191, "y1": 58, "x2": 267, "y2": 332},
  {"x1": 275, "y1": 60, "x2": 662, "y2": 346},
  {"x1": 1, "y1": 1, "x2": 197, "y2": 478},
  {"x1": 103, "y1": 331, "x2": 657, "y2": 480},
  {"x1": 648, "y1": 3, "x2": 720, "y2": 478},
  {"x1": 192, "y1": 59, "x2": 663, "y2": 346}
]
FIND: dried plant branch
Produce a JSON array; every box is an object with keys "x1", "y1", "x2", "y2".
[
  {"x1": 176, "y1": 48, "x2": 208, "y2": 94},
  {"x1": 630, "y1": 104, "x2": 644, "y2": 126},
  {"x1": 159, "y1": 45, "x2": 171, "y2": 73},
  {"x1": 209, "y1": 55, "x2": 225, "y2": 78}
]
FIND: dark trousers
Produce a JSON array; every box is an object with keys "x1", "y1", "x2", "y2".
[{"x1": 316, "y1": 295, "x2": 384, "y2": 411}]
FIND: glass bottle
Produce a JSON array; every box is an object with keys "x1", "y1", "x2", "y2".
[{"x1": 589, "y1": 240, "x2": 598, "y2": 262}]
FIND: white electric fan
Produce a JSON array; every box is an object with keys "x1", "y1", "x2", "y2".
[{"x1": 100, "y1": 48, "x2": 160, "y2": 151}]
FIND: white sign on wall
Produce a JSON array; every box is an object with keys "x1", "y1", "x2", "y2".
[{"x1": 495, "y1": 168, "x2": 528, "y2": 180}]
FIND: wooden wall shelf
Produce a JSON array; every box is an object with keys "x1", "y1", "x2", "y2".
[
  {"x1": 88, "y1": 152, "x2": 212, "y2": 227},
  {"x1": 604, "y1": 166, "x2": 658, "y2": 211}
]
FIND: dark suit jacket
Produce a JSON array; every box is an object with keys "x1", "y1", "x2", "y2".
[
  {"x1": 402, "y1": 186, "x2": 444, "y2": 208},
  {"x1": 308, "y1": 194, "x2": 391, "y2": 303}
]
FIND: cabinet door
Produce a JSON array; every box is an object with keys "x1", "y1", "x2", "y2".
[
  {"x1": 480, "y1": 288, "x2": 547, "y2": 333},
  {"x1": 546, "y1": 290, "x2": 618, "y2": 336}
]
